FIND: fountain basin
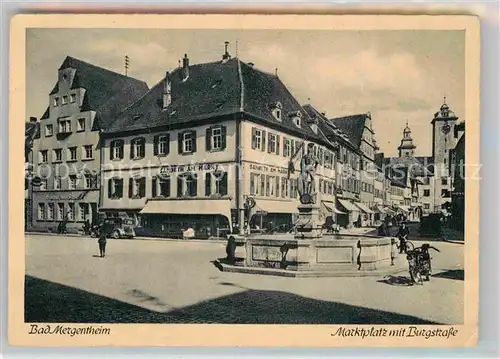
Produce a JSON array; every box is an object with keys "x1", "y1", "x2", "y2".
[{"x1": 217, "y1": 234, "x2": 407, "y2": 277}]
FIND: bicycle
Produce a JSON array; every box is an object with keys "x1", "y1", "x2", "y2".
[
  {"x1": 395, "y1": 237, "x2": 414, "y2": 253},
  {"x1": 406, "y1": 244, "x2": 440, "y2": 285}
]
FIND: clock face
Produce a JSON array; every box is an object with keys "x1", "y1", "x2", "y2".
[{"x1": 442, "y1": 123, "x2": 451, "y2": 134}]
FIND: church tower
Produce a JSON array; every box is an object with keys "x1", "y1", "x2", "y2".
[{"x1": 398, "y1": 121, "x2": 416, "y2": 158}]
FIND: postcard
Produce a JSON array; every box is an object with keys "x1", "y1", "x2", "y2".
[{"x1": 9, "y1": 14, "x2": 479, "y2": 347}]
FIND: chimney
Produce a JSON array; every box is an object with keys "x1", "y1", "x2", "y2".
[
  {"x1": 182, "y1": 54, "x2": 189, "y2": 80},
  {"x1": 222, "y1": 41, "x2": 231, "y2": 62},
  {"x1": 163, "y1": 71, "x2": 171, "y2": 109},
  {"x1": 29, "y1": 117, "x2": 37, "y2": 123},
  {"x1": 247, "y1": 62, "x2": 255, "y2": 68}
]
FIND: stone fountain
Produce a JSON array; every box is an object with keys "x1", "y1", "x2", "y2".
[{"x1": 217, "y1": 144, "x2": 406, "y2": 277}]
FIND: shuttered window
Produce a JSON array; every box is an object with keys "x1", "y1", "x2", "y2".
[
  {"x1": 215, "y1": 172, "x2": 228, "y2": 196},
  {"x1": 108, "y1": 178, "x2": 123, "y2": 199},
  {"x1": 206, "y1": 125, "x2": 227, "y2": 151},
  {"x1": 251, "y1": 127, "x2": 266, "y2": 151},
  {"x1": 179, "y1": 131, "x2": 197, "y2": 154},
  {"x1": 130, "y1": 138, "x2": 146, "y2": 159},
  {"x1": 128, "y1": 177, "x2": 146, "y2": 198},
  {"x1": 154, "y1": 134, "x2": 170, "y2": 156}
]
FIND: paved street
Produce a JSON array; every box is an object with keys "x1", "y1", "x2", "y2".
[{"x1": 25, "y1": 235, "x2": 464, "y2": 324}]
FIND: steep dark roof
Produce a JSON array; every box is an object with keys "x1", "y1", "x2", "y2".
[
  {"x1": 374, "y1": 152, "x2": 385, "y2": 169},
  {"x1": 49, "y1": 56, "x2": 149, "y2": 129},
  {"x1": 239, "y1": 62, "x2": 317, "y2": 138},
  {"x1": 40, "y1": 107, "x2": 50, "y2": 120},
  {"x1": 303, "y1": 104, "x2": 356, "y2": 150},
  {"x1": 104, "y1": 57, "x2": 321, "y2": 141},
  {"x1": 330, "y1": 114, "x2": 368, "y2": 147}
]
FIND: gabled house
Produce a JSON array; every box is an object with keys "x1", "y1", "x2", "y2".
[
  {"x1": 31, "y1": 56, "x2": 149, "y2": 233},
  {"x1": 100, "y1": 49, "x2": 339, "y2": 238}
]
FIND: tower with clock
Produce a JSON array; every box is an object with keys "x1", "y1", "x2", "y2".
[{"x1": 431, "y1": 97, "x2": 459, "y2": 211}]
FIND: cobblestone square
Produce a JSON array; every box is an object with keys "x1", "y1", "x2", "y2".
[{"x1": 25, "y1": 235, "x2": 464, "y2": 324}]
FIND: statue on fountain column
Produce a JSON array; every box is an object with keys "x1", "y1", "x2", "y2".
[{"x1": 297, "y1": 143, "x2": 319, "y2": 205}]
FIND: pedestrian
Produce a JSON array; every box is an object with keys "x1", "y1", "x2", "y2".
[
  {"x1": 61, "y1": 215, "x2": 68, "y2": 235},
  {"x1": 397, "y1": 222, "x2": 410, "y2": 254},
  {"x1": 83, "y1": 218, "x2": 91, "y2": 235},
  {"x1": 98, "y1": 223, "x2": 107, "y2": 258}
]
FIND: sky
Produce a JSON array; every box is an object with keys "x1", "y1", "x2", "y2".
[{"x1": 26, "y1": 29, "x2": 465, "y2": 157}]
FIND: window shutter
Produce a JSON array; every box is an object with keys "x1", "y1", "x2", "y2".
[
  {"x1": 206, "y1": 127, "x2": 212, "y2": 151},
  {"x1": 118, "y1": 140, "x2": 124, "y2": 159},
  {"x1": 276, "y1": 135, "x2": 280, "y2": 155},
  {"x1": 267, "y1": 134, "x2": 272, "y2": 153},
  {"x1": 205, "y1": 173, "x2": 212, "y2": 196},
  {"x1": 261, "y1": 130, "x2": 266, "y2": 152},
  {"x1": 128, "y1": 178, "x2": 133, "y2": 198},
  {"x1": 130, "y1": 140, "x2": 135, "y2": 159},
  {"x1": 165, "y1": 134, "x2": 170, "y2": 155},
  {"x1": 251, "y1": 127, "x2": 257, "y2": 149},
  {"x1": 221, "y1": 172, "x2": 228, "y2": 195},
  {"x1": 139, "y1": 178, "x2": 146, "y2": 198},
  {"x1": 178, "y1": 132, "x2": 183, "y2": 153},
  {"x1": 192, "y1": 177, "x2": 198, "y2": 196},
  {"x1": 191, "y1": 130, "x2": 197, "y2": 153},
  {"x1": 166, "y1": 177, "x2": 171, "y2": 197},
  {"x1": 177, "y1": 177, "x2": 183, "y2": 197},
  {"x1": 152, "y1": 177, "x2": 157, "y2": 198},
  {"x1": 118, "y1": 179, "x2": 124, "y2": 198},
  {"x1": 153, "y1": 136, "x2": 159, "y2": 156},
  {"x1": 108, "y1": 179, "x2": 112, "y2": 198},
  {"x1": 221, "y1": 126, "x2": 227, "y2": 150}
]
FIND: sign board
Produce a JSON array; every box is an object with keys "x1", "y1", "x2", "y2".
[
  {"x1": 160, "y1": 163, "x2": 221, "y2": 175},
  {"x1": 255, "y1": 211, "x2": 268, "y2": 216}
]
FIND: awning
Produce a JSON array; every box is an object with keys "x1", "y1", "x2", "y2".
[
  {"x1": 140, "y1": 198, "x2": 232, "y2": 221},
  {"x1": 372, "y1": 205, "x2": 386, "y2": 214},
  {"x1": 353, "y1": 202, "x2": 374, "y2": 214},
  {"x1": 411, "y1": 202, "x2": 423, "y2": 207},
  {"x1": 384, "y1": 206, "x2": 396, "y2": 214},
  {"x1": 255, "y1": 199, "x2": 296, "y2": 214},
  {"x1": 322, "y1": 201, "x2": 346, "y2": 214},
  {"x1": 337, "y1": 199, "x2": 360, "y2": 212},
  {"x1": 397, "y1": 205, "x2": 411, "y2": 213}
]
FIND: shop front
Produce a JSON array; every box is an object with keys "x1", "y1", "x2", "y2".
[
  {"x1": 372, "y1": 204, "x2": 387, "y2": 224},
  {"x1": 31, "y1": 189, "x2": 99, "y2": 233},
  {"x1": 138, "y1": 198, "x2": 233, "y2": 239},
  {"x1": 353, "y1": 201, "x2": 375, "y2": 227},
  {"x1": 321, "y1": 201, "x2": 345, "y2": 231},
  {"x1": 336, "y1": 198, "x2": 360, "y2": 229},
  {"x1": 248, "y1": 198, "x2": 296, "y2": 233}
]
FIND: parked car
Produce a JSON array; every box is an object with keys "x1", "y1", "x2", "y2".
[
  {"x1": 418, "y1": 214, "x2": 442, "y2": 238},
  {"x1": 102, "y1": 213, "x2": 136, "y2": 239}
]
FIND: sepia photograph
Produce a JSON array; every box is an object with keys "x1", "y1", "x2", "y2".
[{"x1": 10, "y1": 14, "x2": 480, "y2": 347}]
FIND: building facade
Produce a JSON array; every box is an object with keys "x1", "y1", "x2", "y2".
[
  {"x1": 30, "y1": 56, "x2": 148, "y2": 233},
  {"x1": 100, "y1": 51, "x2": 341, "y2": 238}
]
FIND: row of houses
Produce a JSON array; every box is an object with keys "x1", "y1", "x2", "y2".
[{"x1": 25, "y1": 45, "x2": 464, "y2": 237}]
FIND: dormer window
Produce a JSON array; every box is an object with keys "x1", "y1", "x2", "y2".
[
  {"x1": 288, "y1": 110, "x2": 302, "y2": 128},
  {"x1": 62, "y1": 96, "x2": 68, "y2": 105},
  {"x1": 269, "y1": 101, "x2": 283, "y2": 121},
  {"x1": 53, "y1": 97, "x2": 59, "y2": 107}
]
